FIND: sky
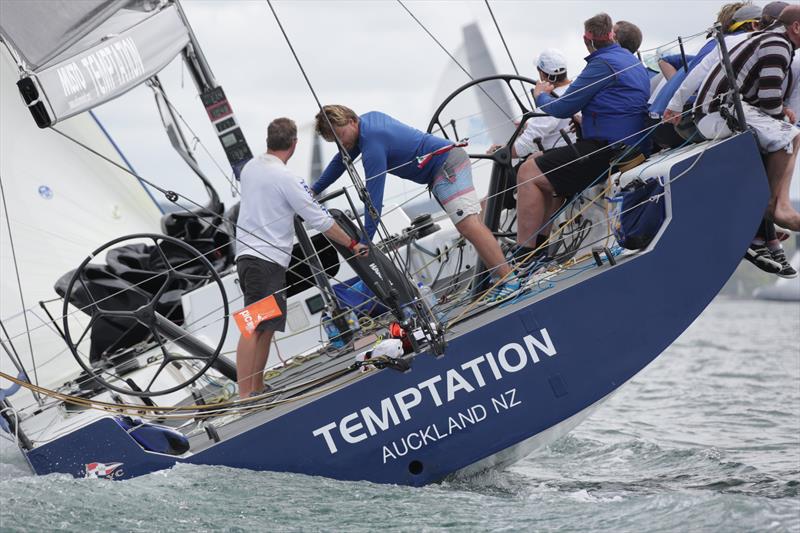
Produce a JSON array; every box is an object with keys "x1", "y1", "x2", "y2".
[{"x1": 90, "y1": 0, "x2": 799, "y2": 211}]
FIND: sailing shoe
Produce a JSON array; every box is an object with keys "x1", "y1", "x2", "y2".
[
  {"x1": 518, "y1": 256, "x2": 555, "y2": 279},
  {"x1": 485, "y1": 276, "x2": 523, "y2": 304},
  {"x1": 770, "y1": 248, "x2": 798, "y2": 279},
  {"x1": 743, "y1": 244, "x2": 782, "y2": 275}
]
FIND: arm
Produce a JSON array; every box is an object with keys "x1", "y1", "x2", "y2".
[
  {"x1": 284, "y1": 177, "x2": 335, "y2": 233},
  {"x1": 323, "y1": 224, "x2": 369, "y2": 257},
  {"x1": 534, "y1": 60, "x2": 614, "y2": 119},
  {"x1": 658, "y1": 58, "x2": 678, "y2": 80},
  {"x1": 756, "y1": 43, "x2": 791, "y2": 118},
  {"x1": 360, "y1": 143, "x2": 388, "y2": 241},
  {"x1": 312, "y1": 146, "x2": 362, "y2": 195},
  {"x1": 666, "y1": 49, "x2": 719, "y2": 113},
  {"x1": 514, "y1": 116, "x2": 561, "y2": 157}
]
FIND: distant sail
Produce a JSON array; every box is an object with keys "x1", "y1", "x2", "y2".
[
  {"x1": 309, "y1": 133, "x2": 324, "y2": 187},
  {"x1": 463, "y1": 22, "x2": 516, "y2": 146}
]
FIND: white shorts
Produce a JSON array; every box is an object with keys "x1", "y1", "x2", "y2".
[{"x1": 697, "y1": 103, "x2": 800, "y2": 154}]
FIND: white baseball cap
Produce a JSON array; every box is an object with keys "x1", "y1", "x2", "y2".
[{"x1": 536, "y1": 48, "x2": 568, "y2": 77}]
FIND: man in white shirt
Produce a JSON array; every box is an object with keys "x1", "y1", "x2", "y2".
[
  {"x1": 487, "y1": 49, "x2": 575, "y2": 257},
  {"x1": 489, "y1": 49, "x2": 575, "y2": 157},
  {"x1": 235, "y1": 117, "x2": 367, "y2": 398}
]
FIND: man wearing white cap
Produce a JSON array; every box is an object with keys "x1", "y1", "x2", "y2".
[
  {"x1": 486, "y1": 48, "x2": 576, "y2": 255},
  {"x1": 490, "y1": 49, "x2": 575, "y2": 157}
]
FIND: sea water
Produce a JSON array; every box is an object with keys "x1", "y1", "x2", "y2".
[{"x1": 1, "y1": 297, "x2": 798, "y2": 532}]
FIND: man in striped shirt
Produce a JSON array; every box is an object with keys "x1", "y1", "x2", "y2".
[{"x1": 694, "y1": 5, "x2": 800, "y2": 232}]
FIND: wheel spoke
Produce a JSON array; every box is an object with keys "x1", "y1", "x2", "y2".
[
  {"x1": 505, "y1": 79, "x2": 529, "y2": 114},
  {"x1": 78, "y1": 275, "x2": 100, "y2": 314},
  {"x1": 96, "y1": 309, "x2": 138, "y2": 319},
  {"x1": 435, "y1": 119, "x2": 450, "y2": 140},
  {"x1": 150, "y1": 270, "x2": 173, "y2": 305},
  {"x1": 170, "y1": 271, "x2": 214, "y2": 282},
  {"x1": 152, "y1": 328, "x2": 172, "y2": 362},
  {"x1": 151, "y1": 236, "x2": 172, "y2": 269},
  {"x1": 75, "y1": 313, "x2": 99, "y2": 347},
  {"x1": 144, "y1": 357, "x2": 171, "y2": 392}
]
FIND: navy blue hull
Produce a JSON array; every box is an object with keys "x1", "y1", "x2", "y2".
[{"x1": 26, "y1": 134, "x2": 768, "y2": 485}]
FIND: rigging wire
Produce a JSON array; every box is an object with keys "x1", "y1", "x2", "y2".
[
  {"x1": 483, "y1": 0, "x2": 533, "y2": 109},
  {"x1": 264, "y1": 0, "x2": 397, "y2": 248},
  {"x1": 0, "y1": 14, "x2": 724, "y2": 422},
  {"x1": 5, "y1": 159, "x2": 694, "y2": 421},
  {"x1": 264, "y1": 0, "x2": 442, "y2": 334},
  {"x1": 396, "y1": 0, "x2": 516, "y2": 121},
  {"x1": 8, "y1": 123, "x2": 719, "y2": 418},
  {"x1": 0, "y1": 172, "x2": 41, "y2": 400}
]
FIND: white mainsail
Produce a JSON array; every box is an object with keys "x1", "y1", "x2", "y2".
[{"x1": 0, "y1": 47, "x2": 162, "y2": 402}]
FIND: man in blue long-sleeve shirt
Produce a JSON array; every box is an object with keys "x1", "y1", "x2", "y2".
[
  {"x1": 312, "y1": 105, "x2": 520, "y2": 301},
  {"x1": 513, "y1": 13, "x2": 650, "y2": 264}
]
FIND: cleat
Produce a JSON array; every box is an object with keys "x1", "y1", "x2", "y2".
[
  {"x1": 770, "y1": 248, "x2": 798, "y2": 279},
  {"x1": 743, "y1": 244, "x2": 782, "y2": 274}
]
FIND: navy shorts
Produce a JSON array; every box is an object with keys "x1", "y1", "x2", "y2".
[{"x1": 236, "y1": 255, "x2": 287, "y2": 332}]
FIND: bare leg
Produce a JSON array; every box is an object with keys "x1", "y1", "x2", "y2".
[
  {"x1": 236, "y1": 328, "x2": 274, "y2": 397},
  {"x1": 456, "y1": 215, "x2": 512, "y2": 277},
  {"x1": 516, "y1": 157, "x2": 558, "y2": 248},
  {"x1": 766, "y1": 135, "x2": 800, "y2": 231}
]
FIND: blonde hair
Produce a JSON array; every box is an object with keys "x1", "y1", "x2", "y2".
[
  {"x1": 716, "y1": 2, "x2": 748, "y2": 33},
  {"x1": 315, "y1": 105, "x2": 358, "y2": 141}
]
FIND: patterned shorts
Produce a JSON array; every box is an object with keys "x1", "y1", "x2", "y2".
[{"x1": 430, "y1": 148, "x2": 481, "y2": 225}]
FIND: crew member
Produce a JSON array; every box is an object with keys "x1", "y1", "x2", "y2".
[
  {"x1": 236, "y1": 117, "x2": 368, "y2": 398},
  {"x1": 513, "y1": 13, "x2": 650, "y2": 268},
  {"x1": 312, "y1": 106, "x2": 521, "y2": 302}
]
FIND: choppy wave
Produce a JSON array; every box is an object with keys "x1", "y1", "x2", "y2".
[{"x1": 1, "y1": 298, "x2": 798, "y2": 532}]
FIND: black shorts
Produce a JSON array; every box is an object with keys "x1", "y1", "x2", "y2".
[
  {"x1": 534, "y1": 139, "x2": 610, "y2": 198},
  {"x1": 236, "y1": 255, "x2": 288, "y2": 332}
]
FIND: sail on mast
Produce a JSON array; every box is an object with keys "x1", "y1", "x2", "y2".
[{"x1": 0, "y1": 0, "x2": 191, "y2": 128}]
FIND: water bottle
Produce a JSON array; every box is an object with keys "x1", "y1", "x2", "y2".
[
  {"x1": 321, "y1": 312, "x2": 345, "y2": 349},
  {"x1": 346, "y1": 310, "x2": 360, "y2": 332},
  {"x1": 417, "y1": 282, "x2": 437, "y2": 309}
]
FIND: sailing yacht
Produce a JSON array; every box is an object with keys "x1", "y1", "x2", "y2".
[{"x1": 0, "y1": 0, "x2": 775, "y2": 486}]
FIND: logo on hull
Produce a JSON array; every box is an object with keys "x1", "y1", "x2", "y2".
[{"x1": 85, "y1": 462, "x2": 124, "y2": 479}]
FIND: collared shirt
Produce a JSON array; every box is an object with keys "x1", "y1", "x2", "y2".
[
  {"x1": 236, "y1": 153, "x2": 334, "y2": 267},
  {"x1": 515, "y1": 84, "x2": 575, "y2": 156}
]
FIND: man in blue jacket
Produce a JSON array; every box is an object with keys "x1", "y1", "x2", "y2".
[
  {"x1": 312, "y1": 105, "x2": 520, "y2": 301},
  {"x1": 513, "y1": 13, "x2": 650, "y2": 266}
]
